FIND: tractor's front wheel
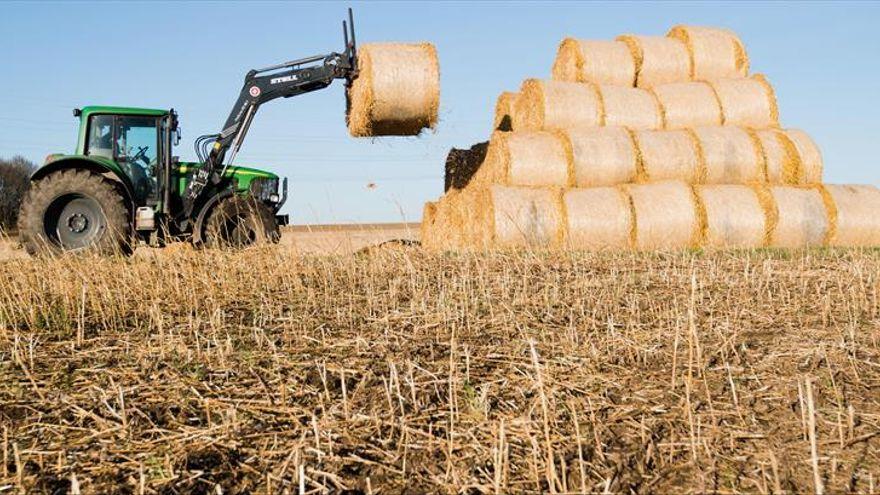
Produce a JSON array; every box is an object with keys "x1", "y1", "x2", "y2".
[
  {"x1": 202, "y1": 196, "x2": 280, "y2": 249},
  {"x1": 18, "y1": 169, "x2": 132, "y2": 256}
]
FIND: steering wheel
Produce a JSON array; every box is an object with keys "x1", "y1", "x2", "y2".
[{"x1": 129, "y1": 146, "x2": 149, "y2": 166}]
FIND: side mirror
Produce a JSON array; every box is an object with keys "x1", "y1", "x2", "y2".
[{"x1": 174, "y1": 128, "x2": 182, "y2": 146}]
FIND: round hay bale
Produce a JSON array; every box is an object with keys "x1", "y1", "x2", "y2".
[
  {"x1": 486, "y1": 185, "x2": 565, "y2": 248},
  {"x1": 472, "y1": 131, "x2": 569, "y2": 187},
  {"x1": 552, "y1": 38, "x2": 636, "y2": 86},
  {"x1": 419, "y1": 201, "x2": 438, "y2": 248},
  {"x1": 493, "y1": 91, "x2": 518, "y2": 132},
  {"x1": 667, "y1": 25, "x2": 749, "y2": 80},
  {"x1": 651, "y1": 81, "x2": 722, "y2": 129},
  {"x1": 599, "y1": 85, "x2": 663, "y2": 129},
  {"x1": 562, "y1": 127, "x2": 637, "y2": 187},
  {"x1": 784, "y1": 129, "x2": 823, "y2": 184},
  {"x1": 768, "y1": 186, "x2": 829, "y2": 248},
  {"x1": 753, "y1": 129, "x2": 800, "y2": 184},
  {"x1": 691, "y1": 126, "x2": 764, "y2": 184},
  {"x1": 422, "y1": 190, "x2": 465, "y2": 251},
  {"x1": 617, "y1": 35, "x2": 691, "y2": 88},
  {"x1": 347, "y1": 42, "x2": 440, "y2": 137},
  {"x1": 563, "y1": 187, "x2": 633, "y2": 250},
  {"x1": 697, "y1": 185, "x2": 767, "y2": 248},
  {"x1": 633, "y1": 129, "x2": 701, "y2": 182},
  {"x1": 709, "y1": 75, "x2": 779, "y2": 128},
  {"x1": 627, "y1": 181, "x2": 699, "y2": 250},
  {"x1": 823, "y1": 184, "x2": 880, "y2": 247},
  {"x1": 514, "y1": 79, "x2": 603, "y2": 131}
]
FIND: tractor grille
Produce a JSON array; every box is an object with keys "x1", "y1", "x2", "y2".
[{"x1": 249, "y1": 178, "x2": 279, "y2": 202}]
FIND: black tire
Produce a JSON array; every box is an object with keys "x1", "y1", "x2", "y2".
[
  {"x1": 202, "y1": 196, "x2": 279, "y2": 249},
  {"x1": 17, "y1": 169, "x2": 132, "y2": 256}
]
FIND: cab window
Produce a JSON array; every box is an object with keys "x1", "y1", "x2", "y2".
[
  {"x1": 117, "y1": 116, "x2": 159, "y2": 200},
  {"x1": 86, "y1": 115, "x2": 114, "y2": 159}
]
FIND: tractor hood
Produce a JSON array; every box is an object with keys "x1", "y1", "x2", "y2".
[{"x1": 175, "y1": 162, "x2": 280, "y2": 195}]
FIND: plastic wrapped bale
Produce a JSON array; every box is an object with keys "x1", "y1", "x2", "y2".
[
  {"x1": 768, "y1": 186, "x2": 829, "y2": 248},
  {"x1": 551, "y1": 38, "x2": 636, "y2": 86},
  {"x1": 563, "y1": 187, "x2": 633, "y2": 250},
  {"x1": 514, "y1": 79, "x2": 603, "y2": 131},
  {"x1": 667, "y1": 25, "x2": 749, "y2": 80},
  {"x1": 633, "y1": 129, "x2": 702, "y2": 182},
  {"x1": 493, "y1": 91, "x2": 518, "y2": 132},
  {"x1": 617, "y1": 35, "x2": 691, "y2": 88},
  {"x1": 651, "y1": 81, "x2": 722, "y2": 129},
  {"x1": 599, "y1": 85, "x2": 663, "y2": 129},
  {"x1": 627, "y1": 181, "x2": 700, "y2": 250},
  {"x1": 470, "y1": 131, "x2": 570, "y2": 187},
  {"x1": 473, "y1": 185, "x2": 565, "y2": 249},
  {"x1": 347, "y1": 42, "x2": 440, "y2": 137},
  {"x1": 822, "y1": 185, "x2": 880, "y2": 247},
  {"x1": 709, "y1": 75, "x2": 779, "y2": 128},
  {"x1": 697, "y1": 185, "x2": 768, "y2": 248},
  {"x1": 444, "y1": 141, "x2": 489, "y2": 192},
  {"x1": 691, "y1": 126, "x2": 764, "y2": 184},
  {"x1": 561, "y1": 127, "x2": 638, "y2": 187},
  {"x1": 753, "y1": 129, "x2": 801, "y2": 184},
  {"x1": 784, "y1": 129, "x2": 823, "y2": 184}
]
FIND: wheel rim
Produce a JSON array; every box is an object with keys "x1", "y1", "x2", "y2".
[{"x1": 44, "y1": 194, "x2": 107, "y2": 250}]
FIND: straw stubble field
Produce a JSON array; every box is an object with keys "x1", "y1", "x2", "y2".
[{"x1": 1, "y1": 242, "x2": 879, "y2": 493}]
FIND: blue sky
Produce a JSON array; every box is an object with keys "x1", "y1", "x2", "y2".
[{"x1": 1, "y1": 1, "x2": 877, "y2": 224}]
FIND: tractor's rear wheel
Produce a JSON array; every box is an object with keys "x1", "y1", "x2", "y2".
[
  {"x1": 18, "y1": 169, "x2": 132, "y2": 256},
  {"x1": 202, "y1": 196, "x2": 280, "y2": 249}
]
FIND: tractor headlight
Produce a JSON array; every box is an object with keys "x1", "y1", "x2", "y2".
[{"x1": 269, "y1": 193, "x2": 280, "y2": 203}]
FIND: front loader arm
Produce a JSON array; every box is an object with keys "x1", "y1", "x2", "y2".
[{"x1": 182, "y1": 9, "x2": 358, "y2": 221}]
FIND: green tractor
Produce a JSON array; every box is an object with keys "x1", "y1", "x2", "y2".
[{"x1": 18, "y1": 10, "x2": 359, "y2": 255}]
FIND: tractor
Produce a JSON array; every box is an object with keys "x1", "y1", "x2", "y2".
[{"x1": 18, "y1": 10, "x2": 358, "y2": 255}]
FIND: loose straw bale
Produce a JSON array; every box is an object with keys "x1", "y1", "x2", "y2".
[
  {"x1": 633, "y1": 129, "x2": 701, "y2": 182},
  {"x1": 691, "y1": 126, "x2": 764, "y2": 184},
  {"x1": 563, "y1": 187, "x2": 633, "y2": 250},
  {"x1": 651, "y1": 81, "x2": 722, "y2": 129},
  {"x1": 697, "y1": 185, "x2": 767, "y2": 248},
  {"x1": 823, "y1": 184, "x2": 880, "y2": 247},
  {"x1": 709, "y1": 75, "x2": 779, "y2": 128},
  {"x1": 484, "y1": 185, "x2": 565, "y2": 248},
  {"x1": 784, "y1": 129, "x2": 823, "y2": 183},
  {"x1": 494, "y1": 91, "x2": 518, "y2": 132},
  {"x1": 514, "y1": 79, "x2": 603, "y2": 131},
  {"x1": 754, "y1": 129, "x2": 800, "y2": 184},
  {"x1": 347, "y1": 42, "x2": 440, "y2": 137},
  {"x1": 599, "y1": 85, "x2": 663, "y2": 129},
  {"x1": 617, "y1": 35, "x2": 691, "y2": 88},
  {"x1": 563, "y1": 127, "x2": 637, "y2": 187},
  {"x1": 667, "y1": 25, "x2": 749, "y2": 80},
  {"x1": 444, "y1": 141, "x2": 489, "y2": 192},
  {"x1": 627, "y1": 181, "x2": 699, "y2": 250},
  {"x1": 768, "y1": 186, "x2": 829, "y2": 248},
  {"x1": 551, "y1": 38, "x2": 636, "y2": 86},
  {"x1": 471, "y1": 131, "x2": 569, "y2": 187}
]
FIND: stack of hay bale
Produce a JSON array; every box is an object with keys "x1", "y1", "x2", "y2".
[{"x1": 423, "y1": 26, "x2": 880, "y2": 251}]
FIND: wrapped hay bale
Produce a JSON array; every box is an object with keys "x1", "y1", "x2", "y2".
[
  {"x1": 563, "y1": 187, "x2": 633, "y2": 250},
  {"x1": 617, "y1": 35, "x2": 691, "y2": 88},
  {"x1": 823, "y1": 184, "x2": 880, "y2": 247},
  {"x1": 552, "y1": 38, "x2": 636, "y2": 86},
  {"x1": 563, "y1": 127, "x2": 638, "y2": 187},
  {"x1": 627, "y1": 181, "x2": 700, "y2": 250},
  {"x1": 651, "y1": 81, "x2": 722, "y2": 129},
  {"x1": 691, "y1": 126, "x2": 764, "y2": 183},
  {"x1": 667, "y1": 25, "x2": 749, "y2": 80},
  {"x1": 709, "y1": 75, "x2": 779, "y2": 128},
  {"x1": 753, "y1": 129, "x2": 800, "y2": 184},
  {"x1": 347, "y1": 42, "x2": 440, "y2": 137},
  {"x1": 475, "y1": 185, "x2": 565, "y2": 249},
  {"x1": 493, "y1": 91, "x2": 518, "y2": 132},
  {"x1": 514, "y1": 79, "x2": 603, "y2": 131},
  {"x1": 633, "y1": 129, "x2": 702, "y2": 182},
  {"x1": 697, "y1": 185, "x2": 768, "y2": 248},
  {"x1": 768, "y1": 186, "x2": 829, "y2": 248},
  {"x1": 784, "y1": 129, "x2": 823, "y2": 183},
  {"x1": 599, "y1": 85, "x2": 663, "y2": 129},
  {"x1": 471, "y1": 131, "x2": 570, "y2": 187}
]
